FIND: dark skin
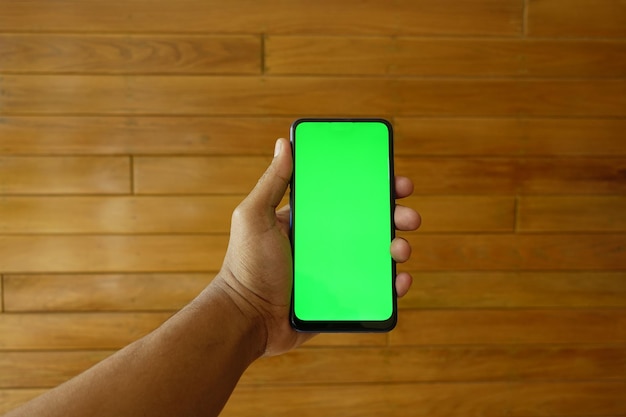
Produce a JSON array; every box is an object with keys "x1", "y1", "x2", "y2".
[{"x1": 4, "y1": 138, "x2": 421, "y2": 417}]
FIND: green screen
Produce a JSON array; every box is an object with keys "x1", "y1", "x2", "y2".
[{"x1": 293, "y1": 120, "x2": 394, "y2": 322}]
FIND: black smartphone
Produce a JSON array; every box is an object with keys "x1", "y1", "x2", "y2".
[{"x1": 290, "y1": 118, "x2": 396, "y2": 332}]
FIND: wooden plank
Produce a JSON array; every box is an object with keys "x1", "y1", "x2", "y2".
[
  {"x1": 267, "y1": 37, "x2": 626, "y2": 77},
  {"x1": 4, "y1": 117, "x2": 623, "y2": 157},
  {"x1": 395, "y1": 158, "x2": 519, "y2": 194},
  {"x1": 391, "y1": 309, "x2": 626, "y2": 346},
  {"x1": 0, "y1": 193, "x2": 505, "y2": 235},
  {"x1": 528, "y1": 0, "x2": 626, "y2": 37},
  {"x1": 0, "y1": 312, "x2": 172, "y2": 350},
  {"x1": 0, "y1": 235, "x2": 229, "y2": 273},
  {"x1": 134, "y1": 156, "x2": 270, "y2": 194},
  {"x1": 246, "y1": 345, "x2": 626, "y2": 385},
  {"x1": 518, "y1": 196, "x2": 626, "y2": 232},
  {"x1": 395, "y1": 118, "x2": 525, "y2": 156},
  {"x1": 397, "y1": 157, "x2": 626, "y2": 195},
  {"x1": 8, "y1": 383, "x2": 623, "y2": 417},
  {"x1": 302, "y1": 333, "x2": 387, "y2": 348},
  {"x1": 12, "y1": 270, "x2": 625, "y2": 314},
  {"x1": 523, "y1": 118, "x2": 626, "y2": 156},
  {"x1": 0, "y1": 157, "x2": 130, "y2": 195},
  {"x1": 0, "y1": 195, "x2": 502, "y2": 235},
  {"x1": 394, "y1": 79, "x2": 626, "y2": 117},
  {"x1": 0, "y1": 0, "x2": 522, "y2": 36},
  {"x1": 17, "y1": 269, "x2": 608, "y2": 313},
  {"x1": 402, "y1": 196, "x2": 515, "y2": 232},
  {"x1": 0, "y1": 351, "x2": 112, "y2": 388},
  {"x1": 0, "y1": 196, "x2": 241, "y2": 234},
  {"x1": 0, "y1": 34, "x2": 261, "y2": 74},
  {"x1": 3, "y1": 274, "x2": 212, "y2": 312},
  {"x1": 394, "y1": 118, "x2": 626, "y2": 156},
  {"x1": 0, "y1": 116, "x2": 290, "y2": 156},
  {"x1": 2, "y1": 76, "x2": 625, "y2": 117},
  {"x1": 399, "y1": 272, "x2": 626, "y2": 309},
  {"x1": 0, "y1": 313, "x2": 382, "y2": 350},
  {"x1": 137, "y1": 156, "x2": 626, "y2": 196},
  {"x1": 0, "y1": 75, "x2": 392, "y2": 116},
  {"x1": 521, "y1": 158, "x2": 626, "y2": 194},
  {"x1": 223, "y1": 381, "x2": 626, "y2": 417},
  {"x1": 401, "y1": 233, "x2": 626, "y2": 270},
  {"x1": 0, "y1": 389, "x2": 47, "y2": 415},
  {"x1": 2, "y1": 345, "x2": 625, "y2": 389}
]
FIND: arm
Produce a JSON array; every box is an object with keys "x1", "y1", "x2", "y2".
[
  {"x1": 4, "y1": 284, "x2": 264, "y2": 417},
  {"x1": 4, "y1": 138, "x2": 420, "y2": 417}
]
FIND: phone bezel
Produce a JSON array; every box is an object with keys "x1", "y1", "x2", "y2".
[{"x1": 289, "y1": 118, "x2": 397, "y2": 332}]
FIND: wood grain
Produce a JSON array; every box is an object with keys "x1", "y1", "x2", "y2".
[
  {"x1": 528, "y1": 0, "x2": 626, "y2": 37},
  {"x1": 392, "y1": 157, "x2": 518, "y2": 194},
  {"x1": 0, "y1": 0, "x2": 522, "y2": 35},
  {"x1": 0, "y1": 196, "x2": 241, "y2": 234},
  {"x1": 3, "y1": 274, "x2": 213, "y2": 312},
  {"x1": 518, "y1": 196, "x2": 626, "y2": 232},
  {"x1": 10, "y1": 382, "x2": 623, "y2": 417},
  {"x1": 4, "y1": 117, "x2": 624, "y2": 157},
  {"x1": 399, "y1": 272, "x2": 626, "y2": 309},
  {"x1": 391, "y1": 309, "x2": 626, "y2": 346},
  {"x1": 1, "y1": 0, "x2": 625, "y2": 413},
  {"x1": 222, "y1": 381, "x2": 626, "y2": 417},
  {"x1": 2, "y1": 76, "x2": 624, "y2": 117},
  {"x1": 135, "y1": 156, "x2": 626, "y2": 196},
  {"x1": 0, "y1": 157, "x2": 130, "y2": 195},
  {"x1": 0, "y1": 312, "x2": 172, "y2": 350},
  {"x1": 521, "y1": 158, "x2": 626, "y2": 194},
  {"x1": 248, "y1": 345, "x2": 626, "y2": 384},
  {"x1": 2, "y1": 345, "x2": 625, "y2": 389},
  {"x1": 0, "y1": 313, "x2": 383, "y2": 350},
  {"x1": 0, "y1": 195, "x2": 508, "y2": 234},
  {"x1": 5, "y1": 271, "x2": 626, "y2": 313},
  {"x1": 0, "y1": 116, "x2": 290, "y2": 156},
  {"x1": 521, "y1": 118, "x2": 626, "y2": 156},
  {"x1": 397, "y1": 157, "x2": 626, "y2": 195},
  {"x1": 402, "y1": 196, "x2": 515, "y2": 232},
  {"x1": 133, "y1": 156, "x2": 270, "y2": 195},
  {"x1": 0, "y1": 235, "x2": 229, "y2": 273},
  {"x1": 394, "y1": 118, "x2": 626, "y2": 156},
  {"x1": 266, "y1": 37, "x2": 626, "y2": 77},
  {"x1": 402, "y1": 233, "x2": 626, "y2": 270},
  {"x1": 0, "y1": 34, "x2": 261, "y2": 74},
  {"x1": 0, "y1": 351, "x2": 112, "y2": 388}
]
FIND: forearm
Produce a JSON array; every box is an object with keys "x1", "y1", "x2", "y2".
[{"x1": 4, "y1": 276, "x2": 266, "y2": 417}]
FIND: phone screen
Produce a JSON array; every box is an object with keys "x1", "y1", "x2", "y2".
[{"x1": 290, "y1": 118, "x2": 396, "y2": 332}]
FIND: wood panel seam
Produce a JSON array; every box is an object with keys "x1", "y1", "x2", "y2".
[
  {"x1": 1, "y1": 274, "x2": 4, "y2": 312},
  {"x1": 261, "y1": 33, "x2": 267, "y2": 74},
  {"x1": 129, "y1": 156, "x2": 135, "y2": 195},
  {"x1": 522, "y1": 0, "x2": 529, "y2": 37}
]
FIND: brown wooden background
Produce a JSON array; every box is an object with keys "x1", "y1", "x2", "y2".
[{"x1": 1, "y1": 1, "x2": 625, "y2": 415}]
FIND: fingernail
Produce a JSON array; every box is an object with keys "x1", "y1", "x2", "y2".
[{"x1": 274, "y1": 139, "x2": 282, "y2": 157}]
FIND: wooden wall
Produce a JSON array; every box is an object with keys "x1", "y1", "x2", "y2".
[{"x1": 1, "y1": 1, "x2": 625, "y2": 415}]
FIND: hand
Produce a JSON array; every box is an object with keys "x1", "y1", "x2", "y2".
[{"x1": 215, "y1": 138, "x2": 421, "y2": 357}]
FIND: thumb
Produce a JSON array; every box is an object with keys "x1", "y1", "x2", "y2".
[{"x1": 245, "y1": 138, "x2": 292, "y2": 212}]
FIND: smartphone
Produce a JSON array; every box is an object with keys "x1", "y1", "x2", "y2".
[{"x1": 290, "y1": 118, "x2": 396, "y2": 332}]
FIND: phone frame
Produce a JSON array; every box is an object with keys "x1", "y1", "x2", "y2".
[{"x1": 289, "y1": 117, "x2": 397, "y2": 332}]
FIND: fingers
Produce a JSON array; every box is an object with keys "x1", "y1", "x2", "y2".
[
  {"x1": 390, "y1": 236, "x2": 411, "y2": 263},
  {"x1": 243, "y1": 138, "x2": 292, "y2": 213},
  {"x1": 394, "y1": 204, "x2": 421, "y2": 231},
  {"x1": 392, "y1": 238, "x2": 413, "y2": 298},
  {"x1": 395, "y1": 272, "x2": 413, "y2": 298},
  {"x1": 394, "y1": 176, "x2": 414, "y2": 199}
]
